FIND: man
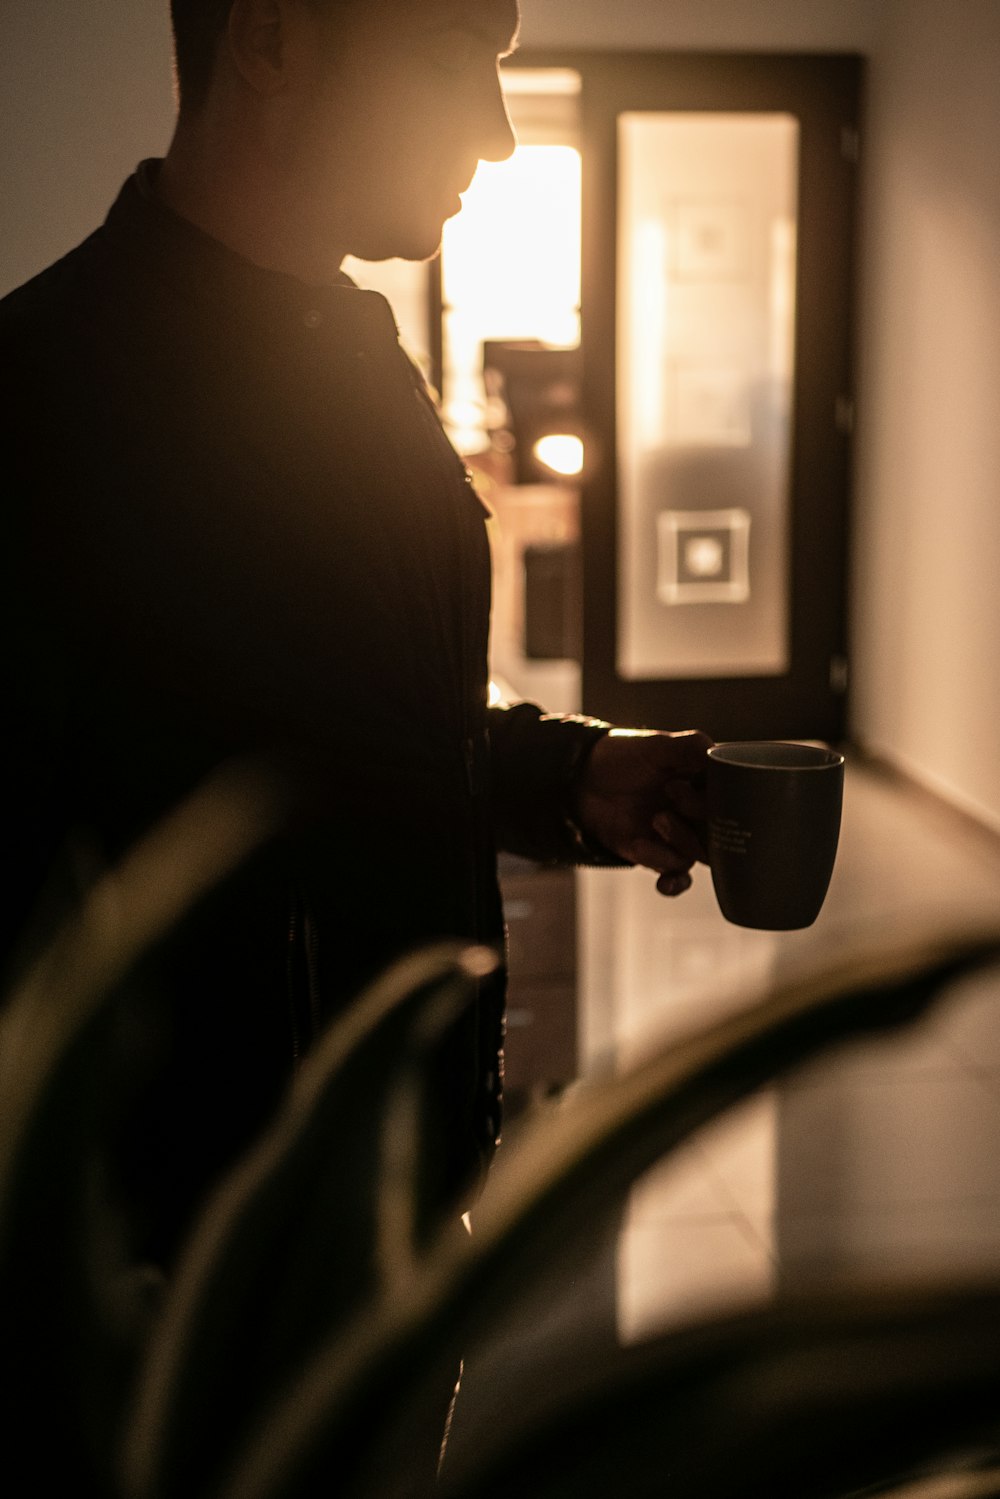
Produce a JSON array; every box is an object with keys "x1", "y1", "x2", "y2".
[{"x1": 0, "y1": 0, "x2": 710, "y2": 1272}]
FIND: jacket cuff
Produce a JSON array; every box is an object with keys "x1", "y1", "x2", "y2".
[
  {"x1": 556, "y1": 721, "x2": 634, "y2": 868},
  {"x1": 488, "y1": 702, "x2": 633, "y2": 867}
]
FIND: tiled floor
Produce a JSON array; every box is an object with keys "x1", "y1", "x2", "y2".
[{"x1": 451, "y1": 754, "x2": 1000, "y2": 1454}]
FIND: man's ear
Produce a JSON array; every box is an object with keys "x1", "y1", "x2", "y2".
[{"x1": 226, "y1": 0, "x2": 288, "y2": 97}]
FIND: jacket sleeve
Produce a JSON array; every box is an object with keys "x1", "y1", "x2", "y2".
[{"x1": 487, "y1": 700, "x2": 633, "y2": 867}]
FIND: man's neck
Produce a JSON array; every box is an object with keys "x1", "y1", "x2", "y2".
[{"x1": 156, "y1": 123, "x2": 348, "y2": 287}]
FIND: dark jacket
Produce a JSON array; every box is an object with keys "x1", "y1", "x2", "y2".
[{"x1": 0, "y1": 165, "x2": 621, "y2": 1264}]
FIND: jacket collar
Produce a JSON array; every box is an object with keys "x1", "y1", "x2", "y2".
[{"x1": 101, "y1": 159, "x2": 400, "y2": 348}]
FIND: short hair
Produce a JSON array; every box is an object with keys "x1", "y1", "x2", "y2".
[
  {"x1": 170, "y1": 1, "x2": 347, "y2": 112},
  {"x1": 170, "y1": 0, "x2": 236, "y2": 112}
]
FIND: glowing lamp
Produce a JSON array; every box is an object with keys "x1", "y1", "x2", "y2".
[{"x1": 533, "y1": 433, "x2": 584, "y2": 478}]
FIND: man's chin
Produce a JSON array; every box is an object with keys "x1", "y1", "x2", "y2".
[{"x1": 349, "y1": 218, "x2": 446, "y2": 266}]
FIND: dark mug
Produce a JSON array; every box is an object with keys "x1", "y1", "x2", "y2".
[{"x1": 706, "y1": 741, "x2": 845, "y2": 930}]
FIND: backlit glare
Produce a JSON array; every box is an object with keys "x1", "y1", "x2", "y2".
[
  {"x1": 443, "y1": 146, "x2": 581, "y2": 345},
  {"x1": 442, "y1": 144, "x2": 582, "y2": 452},
  {"x1": 534, "y1": 433, "x2": 584, "y2": 477}
]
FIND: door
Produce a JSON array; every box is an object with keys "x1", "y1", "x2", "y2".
[{"x1": 508, "y1": 51, "x2": 862, "y2": 742}]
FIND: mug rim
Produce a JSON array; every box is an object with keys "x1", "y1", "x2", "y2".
[{"x1": 708, "y1": 740, "x2": 845, "y2": 771}]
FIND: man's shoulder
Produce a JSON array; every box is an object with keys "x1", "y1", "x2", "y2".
[
  {"x1": 0, "y1": 230, "x2": 127, "y2": 421},
  {"x1": 0, "y1": 229, "x2": 109, "y2": 352}
]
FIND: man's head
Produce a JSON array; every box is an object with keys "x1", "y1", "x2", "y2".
[{"x1": 166, "y1": 0, "x2": 519, "y2": 266}]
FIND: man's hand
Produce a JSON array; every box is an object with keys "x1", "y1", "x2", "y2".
[{"x1": 574, "y1": 728, "x2": 714, "y2": 897}]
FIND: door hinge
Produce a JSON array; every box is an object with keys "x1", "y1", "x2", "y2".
[
  {"x1": 830, "y1": 656, "x2": 850, "y2": 695},
  {"x1": 841, "y1": 127, "x2": 860, "y2": 163}
]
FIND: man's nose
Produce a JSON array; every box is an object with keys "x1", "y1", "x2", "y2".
[{"x1": 477, "y1": 68, "x2": 517, "y2": 164}]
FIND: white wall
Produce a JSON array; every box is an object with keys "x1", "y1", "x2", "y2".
[
  {"x1": 520, "y1": 0, "x2": 876, "y2": 51},
  {"x1": 0, "y1": 0, "x2": 175, "y2": 295},
  {"x1": 852, "y1": 0, "x2": 1000, "y2": 830}
]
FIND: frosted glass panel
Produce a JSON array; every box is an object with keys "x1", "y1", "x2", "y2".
[{"x1": 617, "y1": 113, "x2": 798, "y2": 680}]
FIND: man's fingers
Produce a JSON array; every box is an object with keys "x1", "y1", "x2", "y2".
[
  {"x1": 625, "y1": 836, "x2": 696, "y2": 876},
  {"x1": 652, "y1": 812, "x2": 707, "y2": 864},
  {"x1": 657, "y1": 870, "x2": 693, "y2": 897},
  {"x1": 661, "y1": 778, "x2": 707, "y2": 822}
]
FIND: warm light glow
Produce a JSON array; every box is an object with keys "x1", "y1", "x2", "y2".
[
  {"x1": 533, "y1": 433, "x2": 584, "y2": 477},
  {"x1": 684, "y1": 536, "x2": 726, "y2": 578},
  {"x1": 441, "y1": 143, "x2": 582, "y2": 452},
  {"x1": 443, "y1": 145, "x2": 581, "y2": 343},
  {"x1": 500, "y1": 68, "x2": 582, "y2": 99}
]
